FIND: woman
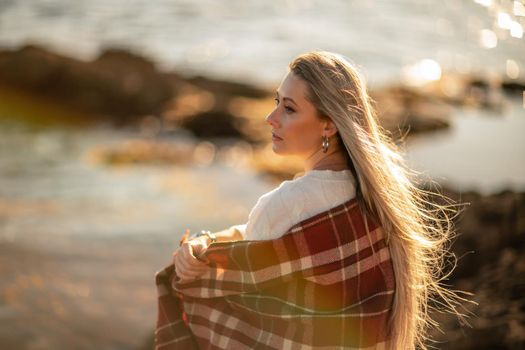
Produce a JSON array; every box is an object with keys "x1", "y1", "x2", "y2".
[{"x1": 161, "y1": 51, "x2": 470, "y2": 349}]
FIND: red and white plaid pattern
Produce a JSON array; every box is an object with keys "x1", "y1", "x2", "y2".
[{"x1": 155, "y1": 197, "x2": 395, "y2": 349}]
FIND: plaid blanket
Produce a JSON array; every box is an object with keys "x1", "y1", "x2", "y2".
[{"x1": 154, "y1": 197, "x2": 395, "y2": 349}]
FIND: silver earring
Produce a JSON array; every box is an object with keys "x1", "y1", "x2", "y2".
[{"x1": 322, "y1": 135, "x2": 329, "y2": 153}]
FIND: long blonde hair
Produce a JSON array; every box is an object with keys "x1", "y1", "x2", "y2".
[{"x1": 289, "y1": 51, "x2": 474, "y2": 349}]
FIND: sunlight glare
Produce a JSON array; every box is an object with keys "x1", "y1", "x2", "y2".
[
  {"x1": 514, "y1": 1, "x2": 525, "y2": 16},
  {"x1": 402, "y1": 59, "x2": 442, "y2": 86},
  {"x1": 506, "y1": 59, "x2": 520, "y2": 79},
  {"x1": 480, "y1": 29, "x2": 498, "y2": 48},
  {"x1": 510, "y1": 20, "x2": 524, "y2": 38},
  {"x1": 497, "y1": 12, "x2": 513, "y2": 29},
  {"x1": 474, "y1": 0, "x2": 492, "y2": 7}
]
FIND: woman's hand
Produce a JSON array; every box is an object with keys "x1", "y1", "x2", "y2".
[{"x1": 172, "y1": 236, "x2": 210, "y2": 283}]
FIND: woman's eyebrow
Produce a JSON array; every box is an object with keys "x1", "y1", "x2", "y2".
[{"x1": 275, "y1": 90, "x2": 298, "y2": 106}]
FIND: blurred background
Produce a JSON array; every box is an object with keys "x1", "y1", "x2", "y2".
[{"x1": 0, "y1": 0, "x2": 524, "y2": 349}]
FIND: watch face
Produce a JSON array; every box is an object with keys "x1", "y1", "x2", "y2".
[{"x1": 189, "y1": 232, "x2": 201, "y2": 240}]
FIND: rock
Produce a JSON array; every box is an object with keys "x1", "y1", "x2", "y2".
[
  {"x1": 420, "y1": 72, "x2": 507, "y2": 111},
  {"x1": 0, "y1": 44, "x2": 66, "y2": 90},
  {"x1": 371, "y1": 86, "x2": 452, "y2": 139},
  {"x1": 424, "y1": 187, "x2": 525, "y2": 349},
  {"x1": 430, "y1": 245, "x2": 525, "y2": 349},
  {"x1": 501, "y1": 80, "x2": 525, "y2": 97},
  {"x1": 179, "y1": 110, "x2": 247, "y2": 139},
  {"x1": 0, "y1": 44, "x2": 173, "y2": 124},
  {"x1": 442, "y1": 190, "x2": 525, "y2": 280},
  {"x1": 0, "y1": 44, "x2": 266, "y2": 142},
  {"x1": 185, "y1": 75, "x2": 270, "y2": 99},
  {"x1": 465, "y1": 77, "x2": 506, "y2": 111},
  {"x1": 161, "y1": 84, "x2": 270, "y2": 144}
]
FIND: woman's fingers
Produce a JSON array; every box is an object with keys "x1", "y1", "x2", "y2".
[
  {"x1": 177, "y1": 252, "x2": 207, "y2": 275},
  {"x1": 177, "y1": 265, "x2": 206, "y2": 282},
  {"x1": 172, "y1": 243, "x2": 209, "y2": 281},
  {"x1": 189, "y1": 237, "x2": 209, "y2": 258},
  {"x1": 181, "y1": 242, "x2": 208, "y2": 267},
  {"x1": 172, "y1": 249, "x2": 179, "y2": 265},
  {"x1": 173, "y1": 243, "x2": 205, "y2": 268},
  {"x1": 175, "y1": 256, "x2": 198, "y2": 280}
]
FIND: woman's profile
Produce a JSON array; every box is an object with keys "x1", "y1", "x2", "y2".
[{"x1": 155, "y1": 50, "x2": 471, "y2": 350}]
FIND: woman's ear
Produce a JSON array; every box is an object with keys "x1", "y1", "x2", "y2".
[{"x1": 323, "y1": 119, "x2": 339, "y2": 138}]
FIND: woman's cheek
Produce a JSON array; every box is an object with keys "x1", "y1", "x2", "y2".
[
  {"x1": 289, "y1": 122, "x2": 311, "y2": 152},
  {"x1": 281, "y1": 123, "x2": 297, "y2": 150}
]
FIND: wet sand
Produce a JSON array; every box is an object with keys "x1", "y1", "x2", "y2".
[{"x1": 0, "y1": 236, "x2": 172, "y2": 350}]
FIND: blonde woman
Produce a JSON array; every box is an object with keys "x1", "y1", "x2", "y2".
[{"x1": 157, "y1": 51, "x2": 471, "y2": 350}]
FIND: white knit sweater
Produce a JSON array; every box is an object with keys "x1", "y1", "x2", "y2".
[{"x1": 231, "y1": 169, "x2": 356, "y2": 241}]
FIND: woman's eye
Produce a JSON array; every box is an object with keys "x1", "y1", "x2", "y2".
[{"x1": 274, "y1": 98, "x2": 294, "y2": 113}]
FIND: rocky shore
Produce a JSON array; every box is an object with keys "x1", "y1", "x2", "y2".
[
  {"x1": 1, "y1": 44, "x2": 524, "y2": 349},
  {"x1": 425, "y1": 187, "x2": 525, "y2": 349},
  {"x1": 1, "y1": 44, "x2": 521, "y2": 139}
]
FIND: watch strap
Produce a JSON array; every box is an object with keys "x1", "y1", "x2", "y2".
[
  {"x1": 201, "y1": 230, "x2": 217, "y2": 244},
  {"x1": 189, "y1": 230, "x2": 217, "y2": 244}
]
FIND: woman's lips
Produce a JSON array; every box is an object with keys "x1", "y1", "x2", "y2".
[{"x1": 272, "y1": 132, "x2": 283, "y2": 141}]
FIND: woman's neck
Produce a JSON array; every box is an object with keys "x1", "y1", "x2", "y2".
[{"x1": 304, "y1": 141, "x2": 350, "y2": 172}]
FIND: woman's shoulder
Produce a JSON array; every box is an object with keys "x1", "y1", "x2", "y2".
[
  {"x1": 257, "y1": 169, "x2": 355, "y2": 205},
  {"x1": 244, "y1": 170, "x2": 356, "y2": 240},
  {"x1": 249, "y1": 179, "x2": 298, "y2": 217},
  {"x1": 269, "y1": 169, "x2": 357, "y2": 219},
  {"x1": 257, "y1": 174, "x2": 309, "y2": 204},
  {"x1": 247, "y1": 175, "x2": 309, "y2": 223},
  {"x1": 243, "y1": 176, "x2": 310, "y2": 240}
]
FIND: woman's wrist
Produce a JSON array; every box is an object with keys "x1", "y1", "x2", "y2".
[
  {"x1": 195, "y1": 235, "x2": 211, "y2": 248},
  {"x1": 229, "y1": 226, "x2": 244, "y2": 241},
  {"x1": 188, "y1": 227, "x2": 242, "y2": 245},
  {"x1": 189, "y1": 230, "x2": 216, "y2": 244},
  {"x1": 212, "y1": 227, "x2": 238, "y2": 242},
  {"x1": 202, "y1": 230, "x2": 217, "y2": 244}
]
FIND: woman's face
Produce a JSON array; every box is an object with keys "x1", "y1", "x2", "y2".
[{"x1": 265, "y1": 72, "x2": 327, "y2": 159}]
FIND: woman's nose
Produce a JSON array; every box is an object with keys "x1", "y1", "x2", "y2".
[{"x1": 265, "y1": 109, "x2": 279, "y2": 127}]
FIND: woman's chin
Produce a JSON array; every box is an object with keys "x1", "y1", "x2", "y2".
[{"x1": 270, "y1": 143, "x2": 285, "y2": 155}]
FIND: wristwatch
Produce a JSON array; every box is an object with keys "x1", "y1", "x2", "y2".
[{"x1": 189, "y1": 230, "x2": 217, "y2": 244}]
